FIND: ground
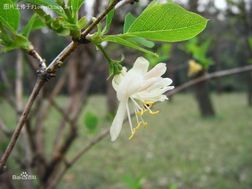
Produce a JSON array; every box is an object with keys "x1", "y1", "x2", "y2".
[{"x1": 1, "y1": 93, "x2": 252, "y2": 189}]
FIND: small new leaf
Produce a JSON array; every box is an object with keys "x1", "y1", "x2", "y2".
[
  {"x1": 123, "y1": 13, "x2": 136, "y2": 33},
  {"x1": 103, "y1": 8, "x2": 115, "y2": 34},
  {"x1": 22, "y1": 14, "x2": 45, "y2": 37},
  {"x1": 69, "y1": 0, "x2": 85, "y2": 21}
]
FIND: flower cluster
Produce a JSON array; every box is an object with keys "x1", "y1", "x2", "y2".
[{"x1": 110, "y1": 57, "x2": 174, "y2": 141}]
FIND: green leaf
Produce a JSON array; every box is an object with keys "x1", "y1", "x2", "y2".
[
  {"x1": 69, "y1": 0, "x2": 85, "y2": 20},
  {"x1": 168, "y1": 184, "x2": 177, "y2": 189},
  {"x1": 129, "y1": 37, "x2": 155, "y2": 48},
  {"x1": 122, "y1": 175, "x2": 142, "y2": 189},
  {"x1": 84, "y1": 112, "x2": 98, "y2": 133},
  {"x1": 0, "y1": 33, "x2": 30, "y2": 52},
  {"x1": 22, "y1": 14, "x2": 45, "y2": 37},
  {"x1": 123, "y1": 13, "x2": 136, "y2": 33},
  {"x1": 102, "y1": 8, "x2": 115, "y2": 34},
  {"x1": 121, "y1": 3, "x2": 208, "y2": 42},
  {"x1": 0, "y1": 0, "x2": 20, "y2": 31},
  {"x1": 23, "y1": 0, "x2": 65, "y2": 16},
  {"x1": 103, "y1": 35, "x2": 158, "y2": 57},
  {"x1": 185, "y1": 38, "x2": 213, "y2": 68},
  {"x1": 77, "y1": 16, "x2": 87, "y2": 29}
]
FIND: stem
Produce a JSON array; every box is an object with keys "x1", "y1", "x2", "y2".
[{"x1": 96, "y1": 44, "x2": 112, "y2": 63}]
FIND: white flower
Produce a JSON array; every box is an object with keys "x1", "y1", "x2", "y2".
[{"x1": 110, "y1": 57, "x2": 174, "y2": 141}]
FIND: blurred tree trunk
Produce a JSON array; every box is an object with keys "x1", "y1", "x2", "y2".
[
  {"x1": 188, "y1": 0, "x2": 199, "y2": 12},
  {"x1": 246, "y1": 1, "x2": 252, "y2": 106},
  {"x1": 189, "y1": 0, "x2": 215, "y2": 117},
  {"x1": 241, "y1": 0, "x2": 252, "y2": 106},
  {"x1": 194, "y1": 71, "x2": 215, "y2": 117}
]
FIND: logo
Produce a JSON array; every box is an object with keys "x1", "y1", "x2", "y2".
[{"x1": 12, "y1": 171, "x2": 37, "y2": 180}]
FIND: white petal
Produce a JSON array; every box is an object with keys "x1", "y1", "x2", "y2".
[
  {"x1": 134, "y1": 85, "x2": 174, "y2": 102},
  {"x1": 131, "y1": 57, "x2": 149, "y2": 74},
  {"x1": 145, "y1": 63, "x2": 167, "y2": 79},
  {"x1": 116, "y1": 72, "x2": 144, "y2": 101},
  {"x1": 139, "y1": 77, "x2": 160, "y2": 92},
  {"x1": 112, "y1": 67, "x2": 127, "y2": 91},
  {"x1": 141, "y1": 77, "x2": 172, "y2": 92},
  {"x1": 110, "y1": 101, "x2": 127, "y2": 141}
]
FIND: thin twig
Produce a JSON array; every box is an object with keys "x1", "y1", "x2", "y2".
[{"x1": 166, "y1": 64, "x2": 252, "y2": 96}]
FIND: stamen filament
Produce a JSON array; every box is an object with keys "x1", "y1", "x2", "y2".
[
  {"x1": 126, "y1": 102, "x2": 134, "y2": 134},
  {"x1": 144, "y1": 103, "x2": 160, "y2": 115}
]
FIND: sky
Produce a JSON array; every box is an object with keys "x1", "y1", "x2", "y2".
[{"x1": 85, "y1": 0, "x2": 228, "y2": 17}]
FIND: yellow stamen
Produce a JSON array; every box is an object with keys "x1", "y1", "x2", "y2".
[
  {"x1": 144, "y1": 101, "x2": 154, "y2": 105},
  {"x1": 129, "y1": 131, "x2": 135, "y2": 140},
  {"x1": 148, "y1": 110, "x2": 160, "y2": 115},
  {"x1": 136, "y1": 109, "x2": 146, "y2": 116},
  {"x1": 136, "y1": 122, "x2": 142, "y2": 130},
  {"x1": 142, "y1": 121, "x2": 148, "y2": 127}
]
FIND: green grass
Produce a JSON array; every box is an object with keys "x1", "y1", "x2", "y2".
[{"x1": 1, "y1": 93, "x2": 252, "y2": 189}]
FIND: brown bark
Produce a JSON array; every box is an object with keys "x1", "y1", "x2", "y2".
[
  {"x1": 239, "y1": 0, "x2": 252, "y2": 106},
  {"x1": 193, "y1": 71, "x2": 215, "y2": 117}
]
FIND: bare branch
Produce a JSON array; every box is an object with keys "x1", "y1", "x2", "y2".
[{"x1": 166, "y1": 64, "x2": 252, "y2": 96}]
